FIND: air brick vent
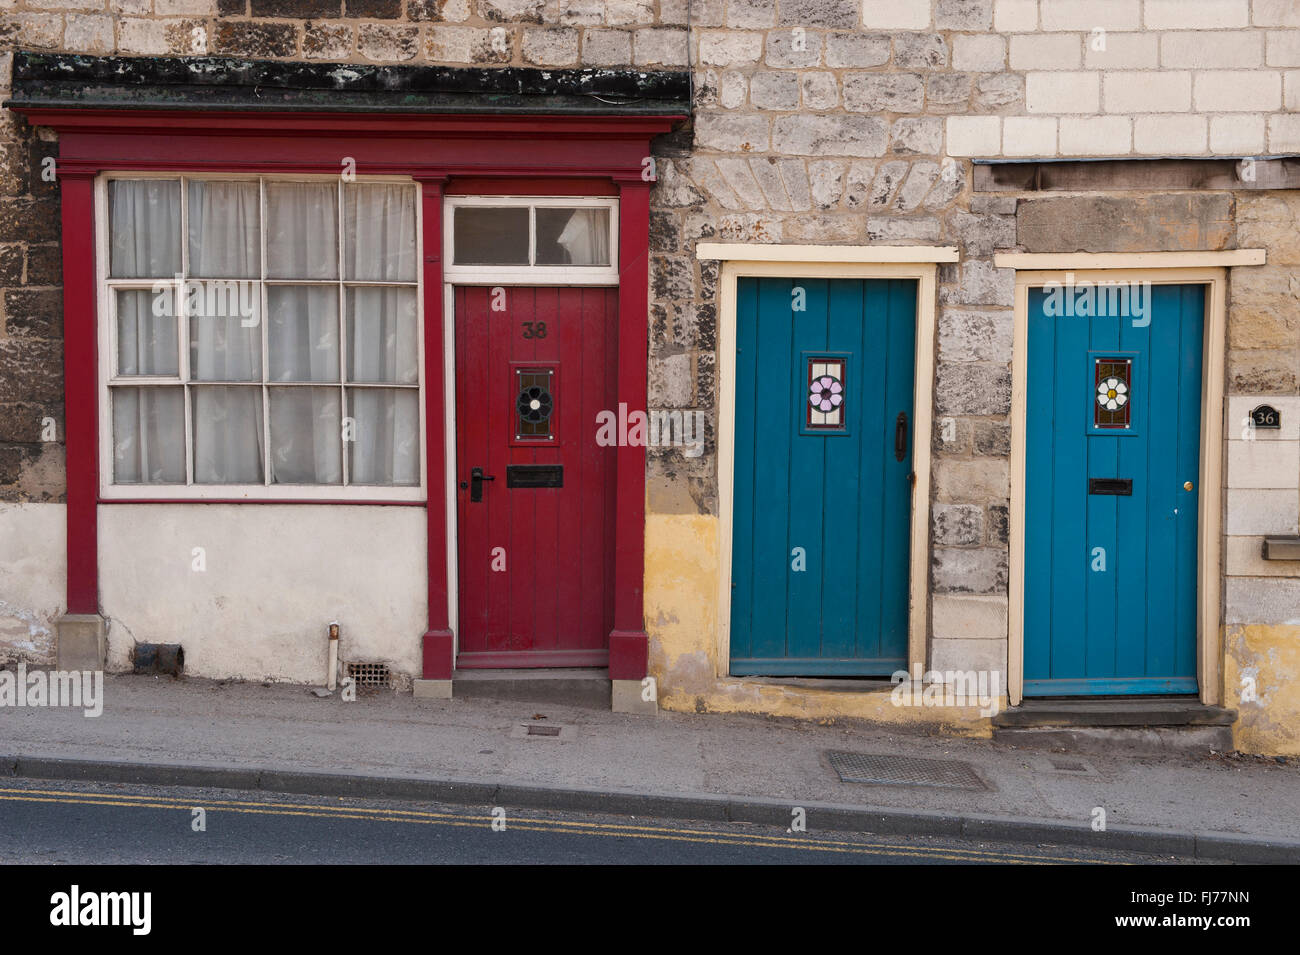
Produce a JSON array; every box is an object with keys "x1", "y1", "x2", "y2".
[{"x1": 347, "y1": 662, "x2": 391, "y2": 688}]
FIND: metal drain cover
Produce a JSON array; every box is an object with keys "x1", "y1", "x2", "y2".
[
  {"x1": 1049, "y1": 758, "x2": 1089, "y2": 773},
  {"x1": 826, "y1": 751, "x2": 986, "y2": 790},
  {"x1": 510, "y1": 722, "x2": 576, "y2": 741},
  {"x1": 1029, "y1": 754, "x2": 1099, "y2": 776}
]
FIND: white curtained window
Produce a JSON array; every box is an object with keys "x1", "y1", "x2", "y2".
[
  {"x1": 450, "y1": 202, "x2": 613, "y2": 269},
  {"x1": 105, "y1": 177, "x2": 421, "y2": 494}
]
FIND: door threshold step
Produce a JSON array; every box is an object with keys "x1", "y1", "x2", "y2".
[
  {"x1": 993, "y1": 724, "x2": 1235, "y2": 757},
  {"x1": 994, "y1": 699, "x2": 1236, "y2": 728},
  {"x1": 735, "y1": 676, "x2": 895, "y2": 693},
  {"x1": 453, "y1": 668, "x2": 611, "y2": 709}
]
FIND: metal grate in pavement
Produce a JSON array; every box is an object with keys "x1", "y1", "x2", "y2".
[
  {"x1": 1029, "y1": 755, "x2": 1099, "y2": 776},
  {"x1": 826, "y1": 751, "x2": 986, "y2": 790},
  {"x1": 510, "y1": 721, "x2": 577, "y2": 741},
  {"x1": 1049, "y1": 758, "x2": 1089, "y2": 773}
]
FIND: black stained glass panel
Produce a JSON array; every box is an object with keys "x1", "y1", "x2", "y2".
[{"x1": 516, "y1": 369, "x2": 554, "y2": 439}]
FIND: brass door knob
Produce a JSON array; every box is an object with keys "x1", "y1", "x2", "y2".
[{"x1": 1183, "y1": 481, "x2": 1194, "y2": 491}]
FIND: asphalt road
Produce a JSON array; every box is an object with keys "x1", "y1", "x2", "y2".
[{"x1": 0, "y1": 778, "x2": 1206, "y2": 865}]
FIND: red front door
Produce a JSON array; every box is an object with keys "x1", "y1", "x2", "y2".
[{"x1": 454, "y1": 285, "x2": 617, "y2": 667}]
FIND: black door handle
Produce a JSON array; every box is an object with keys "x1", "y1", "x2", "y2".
[
  {"x1": 895, "y1": 412, "x2": 908, "y2": 462},
  {"x1": 470, "y1": 466, "x2": 495, "y2": 502}
]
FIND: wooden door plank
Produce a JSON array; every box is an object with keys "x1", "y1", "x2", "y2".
[
  {"x1": 1049, "y1": 293, "x2": 1090, "y2": 682},
  {"x1": 1084, "y1": 308, "x2": 1121, "y2": 680},
  {"x1": 529, "y1": 285, "x2": 561, "y2": 653},
  {"x1": 820, "y1": 279, "x2": 864, "y2": 661},
  {"x1": 749, "y1": 278, "x2": 796, "y2": 661},
  {"x1": 729, "y1": 277, "x2": 760, "y2": 664},
  {"x1": 457, "y1": 285, "x2": 492, "y2": 653},
  {"x1": 601, "y1": 286, "x2": 618, "y2": 638},
  {"x1": 1144, "y1": 285, "x2": 1184, "y2": 679},
  {"x1": 1115, "y1": 297, "x2": 1152, "y2": 681},
  {"x1": 1173, "y1": 285, "x2": 1205, "y2": 679},
  {"x1": 490, "y1": 286, "x2": 522, "y2": 653},
  {"x1": 786, "y1": 278, "x2": 829, "y2": 661},
  {"x1": 878, "y1": 280, "x2": 917, "y2": 663},
  {"x1": 1023, "y1": 287, "x2": 1057, "y2": 683}
]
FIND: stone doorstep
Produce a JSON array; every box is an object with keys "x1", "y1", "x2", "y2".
[
  {"x1": 731, "y1": 676, "x2": 895, "y2": 694},
  {"x1": 450, "y1": 667, "x2": 613, "y2": 710},
  {"x1": 992, "y1": 699, "x2": 1238, "y2": 728},
  {"x1": 991, "y1": 725, "x2": 1236, "y2": 758}
]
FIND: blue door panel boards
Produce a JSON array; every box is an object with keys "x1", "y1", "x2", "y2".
[
  {"x1": 730, "y1": 278, "x2": 915, "y2": 677},
  {"x1": 1024, "y1": 283, "x2": 1203, "y2": 696}
]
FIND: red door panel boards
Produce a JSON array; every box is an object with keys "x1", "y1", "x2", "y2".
[{"x1": 455, "y1": 285, "x2": 618, "y2": 667}]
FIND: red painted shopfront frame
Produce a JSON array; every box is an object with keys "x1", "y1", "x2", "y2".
[{"x1": 13, "y1": 106, "x2": 682, "y2": 684}]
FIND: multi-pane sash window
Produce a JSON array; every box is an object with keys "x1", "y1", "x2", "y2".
[{"x1": 103, "y1": 177, "x2": 422, "y2": 496}]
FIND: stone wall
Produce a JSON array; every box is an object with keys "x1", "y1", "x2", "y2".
[
  {"x1": 4, "y1": 0, "x2": 1293, "y2": 150},
  {"x1": 1222, "y1": 190, "x2": 1300, "y2": 756},
  {"x1": 0, "y1": 50, "x2": 61, "y2": 502}
]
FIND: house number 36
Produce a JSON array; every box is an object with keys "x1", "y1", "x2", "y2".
[{"x1": 521, "y1": 321, "x2": 548, "y2": 339}]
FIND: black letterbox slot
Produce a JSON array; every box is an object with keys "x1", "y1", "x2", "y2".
[
  {"x1": 506, "y1": 465, "x2": 563, "y2": 488},
  {"x1": 1088, "y1": 478, "x2": 1132, "y2": 496}
]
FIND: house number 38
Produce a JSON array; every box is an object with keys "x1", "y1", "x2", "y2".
[{"x1": 521, "y1": 321, "x2": 548, "y2": 339}]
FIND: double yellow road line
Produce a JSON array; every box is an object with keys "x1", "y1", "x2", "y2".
[{"x1": 0, "y1": 785, "x2": 1102, "y2": 863}]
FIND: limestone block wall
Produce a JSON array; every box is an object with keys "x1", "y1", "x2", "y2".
[
  {"x1": 0, "y1": 48, "x2": 60, "y2": 503},
  {"x1": 1221, "y1": 191, "x2": 1300, "y2": 755}
]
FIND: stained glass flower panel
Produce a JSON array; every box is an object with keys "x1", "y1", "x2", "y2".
[
  {"x1": 807, "y1": 358, "x2": 846, "y2": 430},
  {"x1": 1094, "y1": 358, "x2": 1131, "y2": 429}
]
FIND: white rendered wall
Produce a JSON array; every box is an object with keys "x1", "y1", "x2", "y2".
[
  {"x1": 0, "y1": 503, "x2": 66, "y2": 664},
  {"x1": 99, "y1": 504, "x2": 427, "y2": 685}
]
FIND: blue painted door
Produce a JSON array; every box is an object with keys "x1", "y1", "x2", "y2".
[
  {"x1": 730, "y1": 278, "x2": 916, "y2": 676},
  {"x1": 1024, "y1": 283, "x2": 1203, "y2": 696}
]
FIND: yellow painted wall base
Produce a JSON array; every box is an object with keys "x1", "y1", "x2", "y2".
[
  {"x1": 1223, "y1": 624, "x2": 1300, "y2": 757},
  {"x1": 643, "y1": 513, "x2": 993, "y2": 735},
  {"x1": 644, "y1": 516, "x2": 1298, "y2": 749}
]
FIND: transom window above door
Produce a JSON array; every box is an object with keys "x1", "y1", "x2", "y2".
[
  {"x1": 99, "y1": 175, "x2": 424, "y2": 501},
  {"x1": 443, "y1": 197, "x2": 619, "y2": 284}
]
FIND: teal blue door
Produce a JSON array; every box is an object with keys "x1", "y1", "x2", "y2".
[
  {"x1": 1024, "y1": 283, "x2": 1204, "y2": 696},
  {"x1": 730, "y1": 278, "x2": 916, "y2": 676}
]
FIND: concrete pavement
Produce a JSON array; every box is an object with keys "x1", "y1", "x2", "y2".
[{"x1": 1, "y1": 674, "x2": 1297, "y2": 862}]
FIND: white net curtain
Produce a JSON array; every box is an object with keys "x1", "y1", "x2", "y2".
[
  {"x1": 107, "y1": 178, "x2": 420, "y2": 489},
  {"x1": 551, "y1": 208, "x2": 610, "y2": 265}
]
